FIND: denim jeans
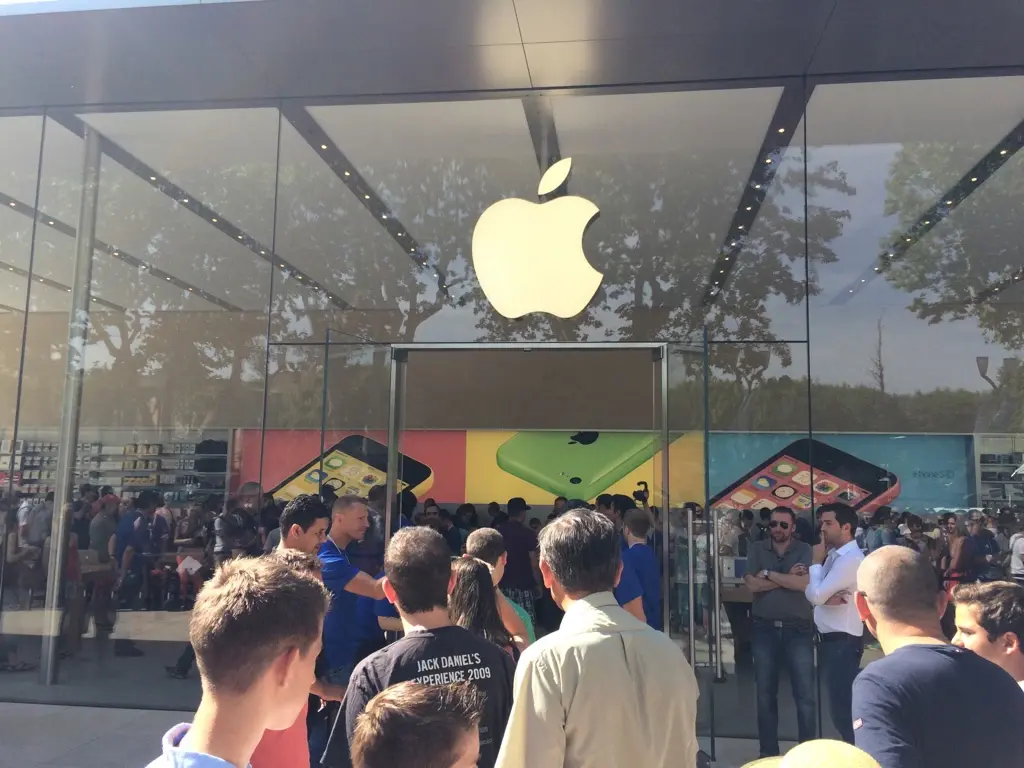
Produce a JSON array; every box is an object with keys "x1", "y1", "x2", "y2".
[
  {"x1": 309, "y1": 665, "x2": 353, "y2": 768},
  {"x1": 751, "y1": 619, "x2": 816, "y2": 757},
  {"x1": 818, "y1": 632, "x2": 863, "y2": 743}
]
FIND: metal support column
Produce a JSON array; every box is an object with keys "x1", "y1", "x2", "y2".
[
  {"x1": 384, "y1": 348, "x2": 406, "y2": 548},
  {"x1": 657, "y1": 345, "x2": 671, "y2": 639},
  {"x1": 41, "y1": 126, "x2": 101, "y2": 685}
]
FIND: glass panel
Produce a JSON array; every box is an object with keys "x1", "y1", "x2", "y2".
[
  {"x1": 24, "y1": 107, "x2": 278, "y2": 706},
  {"x1": 806, "y1": 74, "x2": 1024, "y2": 741},
  {"x1": 0, "y1": 113, "x2": 44, "y2": 689},
  {"x1": 664, "y1": 340, "x2": 713, "y2": 753}
]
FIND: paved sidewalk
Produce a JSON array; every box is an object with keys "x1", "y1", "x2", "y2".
[{"x1": 0, "y1": 701, "x2": 782, "y2": 767}]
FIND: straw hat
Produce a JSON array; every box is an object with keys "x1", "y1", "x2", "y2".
[{"x1": 740, "y1": 740, "x2": 880, "y2": 768}]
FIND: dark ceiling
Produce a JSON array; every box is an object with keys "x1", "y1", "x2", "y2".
[{"x1": 0, "y1": 0, "x2": 1022, "y2": 109}]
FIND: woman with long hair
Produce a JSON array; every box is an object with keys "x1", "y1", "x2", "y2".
[{"x1": 449, "y1": 557, "x2": 518, "y2": 661}]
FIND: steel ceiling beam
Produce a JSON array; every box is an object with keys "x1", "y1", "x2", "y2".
[
  {"x1": 0, "y1": 188, "x2": 238, "y2": 311},
  {"x1": 702, "y1": 83, "x2": 814, "y2": 307},
  {"x1": 48, "y1": 112, "x2": 353, "y2": 311},
  {"x1": 279, "y1": 103, "x2": 449, "y2": 298},
  {"x1": 828, "y1": 114, "x2": 1024, "y2": 306}
]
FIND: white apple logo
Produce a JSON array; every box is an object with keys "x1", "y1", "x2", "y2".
[{"x1": 471, "y1": 157, "x2": 601, "y2": 319}]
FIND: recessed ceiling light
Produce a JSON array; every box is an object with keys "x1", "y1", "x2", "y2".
[
  {"x1": 746, "y1": 206, "x2": 752, "y2": 211},
  {"x1": 924, "y1": 221, "x2": 930, "y2": 225},
  {"x1": 165, "y1": 276, "x2": 171, "y2": 281},
  {"x1": 150, "y1": 176, "x2": 156, "y2": 181},
  {"x1": 905, "y1": 237, "x2": 912, "y2": 242},
  {"x1": 724, "y1": 255, "x2": 730, "y2": 261},
  {"x1": 113, "y1": 251, "x2": 119, "y2": 256},
  {"x1": 945, "y1": 201, "x2": 952, "y2": 205},
  {"x1": 765, "y1": 158, "x2": 772, "y2": 164},
  {"x1": 296, "y1": 275, "x2": 303, "y2": 281},
  {"x1": 182, "y1": 198, "x2": 189, "y2": 204},
  {"x1": 212, "y1": 218, "x2": 217, "y2": 223},
  {"x1": 8, "y1": 202, "x2": 14, "y2": 207},
  {"x1": 1000, "y1": 149, "x2": 1008, "y2": 155},
  {"x1": 382, "y1": 214, "x2": 387, "y2": 220},
  {"x1": 48, "y1": 221, "x2": 54, "y2": 225},
  {"x1": 321, "y1": 144, "x2": 328, "y2": 150},
  {"x1": 344, "y1": 171, "x2": 350, "y2": 177},
  {"x1": 237, "y1": 235, "x2": 243, "y2": 240},
  {"x1": 738, "y1": 225, "x2": 744, "y2": 230},
  {"x1": 66, "y1": 287, "x2": 71, "y2": 292},
  {"x1": 364, "y1": 195, "x2": 370, "y2": 200},
  {"x1": 754, "y1": 184, "x2": 761, "y2": 189},
  {"x1": 410, "y1": 248, "x2": 415, "y2": 253},
  {"x1": 279, "y1": 263, "x2": 285, "y2": 268},
  {"x1": 971, "y1": 177, "x2": 978, "y2": 182},
  {"x1": 777, "y1": 128, "x2": 785, "y2": 133},
  {"x1": 849, "y1": 289, "x2": 854, "y2": 293},
  {"x1": 260, "y1": 250, "x2": 266, "y2": 255}
]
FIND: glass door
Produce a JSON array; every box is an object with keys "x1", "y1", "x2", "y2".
[{"x1": 664, "y1": 338, "x2": 717, "y2": 760}]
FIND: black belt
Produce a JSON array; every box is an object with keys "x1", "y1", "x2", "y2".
[
  {"x1": 818, "y1": 631, "x2": 861, "y2": 642},
  {"x1": 753, "y1": 617, "x2": 813, "y2": 630}
]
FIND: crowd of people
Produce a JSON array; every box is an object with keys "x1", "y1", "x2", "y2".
[{"x1": 6, "y1": 480, "x2": 1024, "y2": 766}]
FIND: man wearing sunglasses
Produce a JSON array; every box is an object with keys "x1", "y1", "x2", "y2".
[{"x1": 743, "y1": 507, "x2": 815, "y2": 758}]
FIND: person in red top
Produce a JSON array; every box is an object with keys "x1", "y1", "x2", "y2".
[{"x1": 250, "y1": 494, "x2": 336, "y2": 768}]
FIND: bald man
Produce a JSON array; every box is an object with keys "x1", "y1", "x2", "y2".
[{"x1": 850, "y1": 546, "x2": 1024, "y2": 768}]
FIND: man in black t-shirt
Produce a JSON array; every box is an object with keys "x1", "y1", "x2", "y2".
[
  {"x1": 321, "y1": 527, "x2": 515, "y2": 768},
  {"x1": 852, "y1": 546, "x2": 1024, "y2": 768}
]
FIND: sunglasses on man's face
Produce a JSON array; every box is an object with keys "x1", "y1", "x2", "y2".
[{"x1": 769, "y1": 520, "x2": 790, "y2": 530}]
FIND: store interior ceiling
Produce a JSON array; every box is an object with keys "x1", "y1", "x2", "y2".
[{"x1": 0, "y1": 75, "x2": 1022, "y2": 319}]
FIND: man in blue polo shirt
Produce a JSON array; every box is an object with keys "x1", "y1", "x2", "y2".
[
  {"x1": 623, "y1": 509, "x2": 662, "y2": 630},
  {"x1": 312, "y1": 496, "x2": 386, "y2": 766}
]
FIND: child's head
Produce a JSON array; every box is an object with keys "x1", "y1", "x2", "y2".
[
  {"x1": 623, "y1": 508, "x2": 652, "y2": 541},
  {"x1": 190, "y1": 556, "x2": 329, "y2": 729}
]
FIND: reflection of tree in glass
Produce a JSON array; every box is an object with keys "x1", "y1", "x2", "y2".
[{"x1": 881, "y1": 144, "x2": 1024, "y2": 430}]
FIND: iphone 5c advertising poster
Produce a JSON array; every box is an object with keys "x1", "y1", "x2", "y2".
[{"x1": 236, "y1": 430, "x2": 966, "y2": 511}]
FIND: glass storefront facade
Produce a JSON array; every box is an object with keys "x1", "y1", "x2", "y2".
[{"x1": 1, "y1": 68, "x2": 1023, "y2": 748}]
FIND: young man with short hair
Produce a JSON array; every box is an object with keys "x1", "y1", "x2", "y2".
[
  {"x1": 851, "y1": 547, "x2": 1024, "y2": 767},
  {"x1": 310, "y1": 497, "x2": 387, "y2": 764},
  {"x1": 595, "y1": 500, "x2": 646, "y2": 623},
  {"x1": 952, "y1": 580, "x2": 1024, "y2": 691},
  {"x1": 465, "y1": 527, "x2": 534, "y2": 645},
  {"x1": 801, "y1": 502, "x2": 864, "y2": 745},
  {"x1": 251, "y1": 495, "x2": 337, "y2": 768},
  {"x1": 622, "y1": 508, "x2": 661, "y2": 630},
  {"x1": 145, "y1": 557, "x2": 330, "y2": 768},
  {"x1": 350, "y1": 681, "x2": 484, "y2": 768},
  {"x1": 322, "y1": 527, "x2": 515, "y2": 768},
  {"x1": 495, "y1": 510, "x2": 697, "y2": 768}
]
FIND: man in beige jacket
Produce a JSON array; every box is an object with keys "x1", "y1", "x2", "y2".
[{"x1": 495, "y1": 510, "x2": 699, "y2": 768}]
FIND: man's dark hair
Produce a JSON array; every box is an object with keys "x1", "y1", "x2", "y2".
[
  {"x1": 439, "y1": 507, "x2": 453, "y2": 522},
  {"x1": 759, "y1": 508, "x2": 771, "y2": 522},
  {"x1": 953, "y1": 581, "x2": 1024, "y2": 652},
  {"x1": 351, "y1": 681, "x2": 484, "y2": 768},
  {"x1": 99, "y1": 485, "x2": 114, "y2": 497},
  {"x1": 871, "y1": 506, "x2": 892, "y2": 526},
  {"x1": 465, "y1": 528, "x2": 505, "y2": 567},
  {"x1": 367, "y1": 485, "x2": 387, "y2": 505},
  {"x1": 941, "y1": 512, "x2": 957, "y2": 525},
  {"x1": 818, "y1": 502, "x2": 858, "y2": 534},
  {"x1": 611, "y1": 494, "x2": 635, "y2": 517},
  {"x1": 595, "y1": 494, "x2": 614, "y2": 511},
  {"x1": 860, "y1": 547, "x2": 940, "y2": 622},
  {"x1": 538, "y1": 510, "x2": 621, "y2": 595},
  {"x1": 554, "y1": 496, "x2": 567, "y2": 505},
  {"x1": 384, "y1": 527, "x2": 452, "y2": 614},
  {"x1": 279, "y1": 494, "x2": 330, "y2": 535},
  {"x1": 136, "y1": 490, "x2": 161, "y2": 511},
  {"x1": 741, "y1": 509, "x2": 754, "y2": 522},
  {"x1": 771, "y1": 506, "x2": 797, "y2": 524}
]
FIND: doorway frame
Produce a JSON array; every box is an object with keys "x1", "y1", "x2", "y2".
[{"x1": 382, "y1": 341, "x2": 672, "y2": 639}]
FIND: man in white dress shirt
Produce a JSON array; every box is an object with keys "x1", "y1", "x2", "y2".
[{"x1": 797, "y1": 502, "x2": 865, "y2": 744}]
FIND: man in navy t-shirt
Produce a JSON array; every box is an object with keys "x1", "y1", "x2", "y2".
[
  {"x1": 622, "y1": 509, "x2": 662, "y2": 630},
  {"x1": 852, "y1": 546, "x2": 1024, "y2": 767}
]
